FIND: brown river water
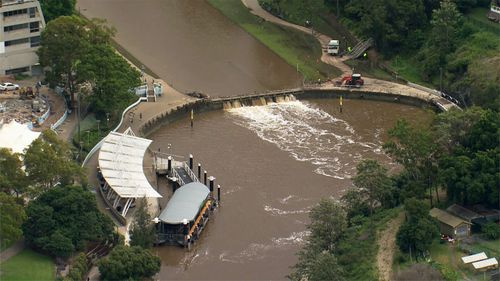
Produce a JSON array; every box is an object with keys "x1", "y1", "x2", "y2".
[
  {"x1": 77, "y1": 0, "x2": 433, "y2": 280},
  {"x1": 78, "y1": 0, "x2": 301, "y2": 97}
]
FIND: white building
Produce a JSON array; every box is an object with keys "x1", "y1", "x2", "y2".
[{"x1": 0, "y1": 0, "x2": 45, "y2": 76}]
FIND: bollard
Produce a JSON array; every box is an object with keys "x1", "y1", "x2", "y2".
[
  {"x1": 190, "y1": 109, "x2": 194, "y2": 128},
  {"x1": 183, "y1": 219, "x2": 189, "y2": 247},
  {"x1": 171, "y1": 177, "x2": 178, "y2": 192},
  {"x1": 339, "y1": 95, "x2": 343, "y2": 113},
  {"x1": 204, "y1": 171, "x2": 207, "y2": 185},
  {"x1": 208, "y1": 176, "x2": 215, "y2": 193},
  {"x1": 197, "y1": 163, "x2": 201, "y2": 179},
  {"x1": 167, "y1": 156, "x2": 172, "y2": 173},
  {"x1": 189, "y1": 154, "x2": 193, "y2": 170},
  {"x1": 217, "y1": 184, "x2": 221, "y2": 203}
]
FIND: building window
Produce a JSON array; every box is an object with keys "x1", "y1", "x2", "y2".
[
  {"x1": 28, "y1": 7, "x2": 36, "y2": 18},
  {"x1": 4, "y1": 23, "x2": 28, "y2": 32},
  {"x1": 6, "y1": 66, "x2": 30, "y2": 75},
  {"x1": 30, "y1": 36, "x2": 40, "y2": 47},
  {"x1": 29, "y1": 21, "x2": 39, "y2": 33},
  {"x1": 5, "y1": 38, "x2": 29, "y2": 46},
  {"x1": 3, "y1": 8, "x2": 28, "y2": 17}
]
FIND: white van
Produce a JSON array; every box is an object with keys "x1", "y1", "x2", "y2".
[{"x1": 327, "y1": 40, "x2": 340, "y2": 56}]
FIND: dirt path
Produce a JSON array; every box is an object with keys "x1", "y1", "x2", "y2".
[
  {"x1": 0, "y1": 239, "x2": 25, "y2": 263},
  {"x1": 377, "y1": 212, "x2": 405, "y2": 281}
]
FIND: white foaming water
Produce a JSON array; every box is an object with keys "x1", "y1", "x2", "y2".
[{"x1": 228, "y1": 101, "x2": 385, "y2": 179}]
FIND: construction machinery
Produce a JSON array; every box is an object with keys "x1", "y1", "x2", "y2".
[{"x1": 335, "y1": 73, "x2": 364, "y2": 87}]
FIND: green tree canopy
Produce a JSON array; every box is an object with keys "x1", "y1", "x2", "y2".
[
  {"x1": 22, "y1": 185, "x2": 113, "y2": 258},
  {"x1": 39, "y1": 0, "x2": 76, "y2": 22},
  {"x1": 129, "y1": 198, "x2": 156, "y2": 249},
  {"x1": 352, "y1": 159, "x2": 395, "y2": 214},
  {"x1": 98, "y1": 245, "x2": 161, "y2": 281},
  {"x1": 396, "y1": 199, "x2": 439, "y2": 256},
  {"x1": 0, "y1": 192, "x2": 26, "y2": 249},
  {"x1": 24, "y1": 130, "x2": 83, "y2": 193},
  {"x1": 0, "y1": 148, "x2": 28, "y2": 197},
  {"x1": 291, "y1": 199, "x2": 346, "y2": 280}
]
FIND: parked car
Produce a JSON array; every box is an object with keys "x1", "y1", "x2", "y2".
[{"x1": 0, "y1": 82, "x2": 20, "y2": 91}]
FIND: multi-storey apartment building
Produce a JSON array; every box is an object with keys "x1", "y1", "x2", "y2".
[{"x1": 0, "y1": 0, "x2": 45, "y2": 76}]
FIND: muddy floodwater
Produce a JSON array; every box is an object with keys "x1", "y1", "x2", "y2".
[
  {"x1": 148, "y1": 99, "x2": 432, "y2": 280},
  {"x1": 77, "y1": 0, "x2": 301, "y2": 97}
]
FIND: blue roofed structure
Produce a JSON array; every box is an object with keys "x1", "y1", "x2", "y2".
[{"x1": 159, "y1": 182, "x2": 210, "y2": 224}]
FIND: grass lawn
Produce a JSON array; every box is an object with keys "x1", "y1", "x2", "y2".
[
  {"x1": 428, "y1": 238, "x2": 500, "y2": 281},
  {"x1": 467, "y1": 8, "x2": 500, "y2": 34},
  {"x1": 207, "y1": 0, "x2": 341, "y2": 81},
  {"x1": 0, "y1": 249, "x2": 54, "y2": 281},
  {"x1": 344, "y1": 59, "x2": 399, "y2": 82}
]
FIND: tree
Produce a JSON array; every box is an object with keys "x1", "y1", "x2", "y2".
[
  {"x1": 130, "y1": 198, "x2": 156, "y2": 249},
  {"x1": 352, "y1": 159, "x2": 395, "y2": 214},
  {"x1": 291, "y1": 199, "x2": 347, "y2": 280},
  {"x1": 39, "y1": 0, "x2": 76, "y2": 22},
  {"x1": 482, "y1": 222, "x2": 500, "y2": 240},
  {"x1": 341, "y1": 189, "x2": 370, "y2": 221},
  {"x1": 396, "y1": 199, "x2": 439, "y2": 256},
  {"x1": 37, "y1": 16, "x2": 114, "y2": 105},
  {"x1": 22, "y1": 185, "x2": 113, "y2": 258},
  {"x1": 0, "y1": 192, "x2": 26, "y2": 249},
  {"x1": 384, "y1": 119, "x2": 440, "y2": 206},
  {"x1": 435, "y1": 108, "x2": 499, "y2": 207},
  {"x1": 0, "y1": 148, "x2": 28, "y2": 197},
  {"x1": 24, "y1": 130, "x2": 83, "y2": 193},
  {"x1": 305, "y1": 252, "x2": 345, "y2": 281},
  {"x1": 98, "y1": 245, "x2": 161, "y2": 281},
  {"x1": 345, "y1": 0, "x2": 427, "y2": 54}
]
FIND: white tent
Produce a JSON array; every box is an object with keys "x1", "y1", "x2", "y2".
[
  {"x1": 0, "y1": 120, "x2": 41, "y2": 154},
  {"x1": 461, "y1": 252, "x2": 487, "y2": 264},
  {"x1": 98, "y1": 129, "x2": 161, "y2": 218}
]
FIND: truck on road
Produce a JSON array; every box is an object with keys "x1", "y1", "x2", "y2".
[{"x1": 327, "y1": 40, "x2": 340, "y2": 56}]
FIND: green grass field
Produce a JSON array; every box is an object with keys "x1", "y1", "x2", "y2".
[
  {"x1": 0, "y1": 249, "x2": 55, "y2": 281},
  {"x1": 467, "y1": 8, "x2": 500, "y2": 33},
  {"x1": 207, "y1": 0, "x2": 341, "y2": 81}
]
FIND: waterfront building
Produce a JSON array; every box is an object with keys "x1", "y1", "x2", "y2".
[{"x1": 0, "y1": 0, "x2": 45, "y2": 76}]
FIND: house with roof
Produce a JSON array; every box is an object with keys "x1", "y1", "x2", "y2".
[{"x1": 430, "y1": 208, "x2": 472, "y2": 239}]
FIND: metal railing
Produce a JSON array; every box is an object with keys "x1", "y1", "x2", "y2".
[
  {"x1": 183, "y1": 162, "x2": 199, "y2": 183},
  {"x1": 81, "y1": 97, "x2": 143, "y2": 167},
  {"x1": 171, "y1": 167, "x2": 185, "y2": 186}
]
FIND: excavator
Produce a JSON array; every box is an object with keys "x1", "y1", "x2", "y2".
[{"x1": 335, "y1": 73, "x2": 364, "y2": 87}]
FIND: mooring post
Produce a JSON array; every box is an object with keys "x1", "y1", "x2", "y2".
[
  {"x1": 183, "y1": 219, "x2": 189, "y2": 247},
  {"x1": 190, "y1": 109, "x2": 194, "y2": 128},
  {"x1": 189, "y1": 154, "x2": 193, "y2": 170},
  {"x1": 204, "y1": 171, "x2": 207, "y2": 185},
  {"x1": 208, "y1": 176, "x2": 215, "y2": 194},
  {"x1": 339, "y1": 95, "x2": 343, "y2": 113},
  {"x1": 171, "y1": 177, "x2": 178, "y2": 192},
  {"x1": 167, "y1": 156, "x2": 172, "y2": 174},
  {"x1": 217, "y1": 184, "x2": 221, "y2": 203},
  {"x1": 197, "y1": 163, "x2": 201, "y2": 179}
]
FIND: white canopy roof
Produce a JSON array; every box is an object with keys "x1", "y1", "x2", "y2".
[
  {"x1": 98, "y1": 130, "x2": 161, "y2": 198},
  {"x1": 473, "y1": 257, "x2": 498, "y2": 269},
  {"x1": 462, "y1": 252, "x2": 487, "y2": 264},
  {"x1": 0, "y1": 120, "x2": 41, "y2": 154}
]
